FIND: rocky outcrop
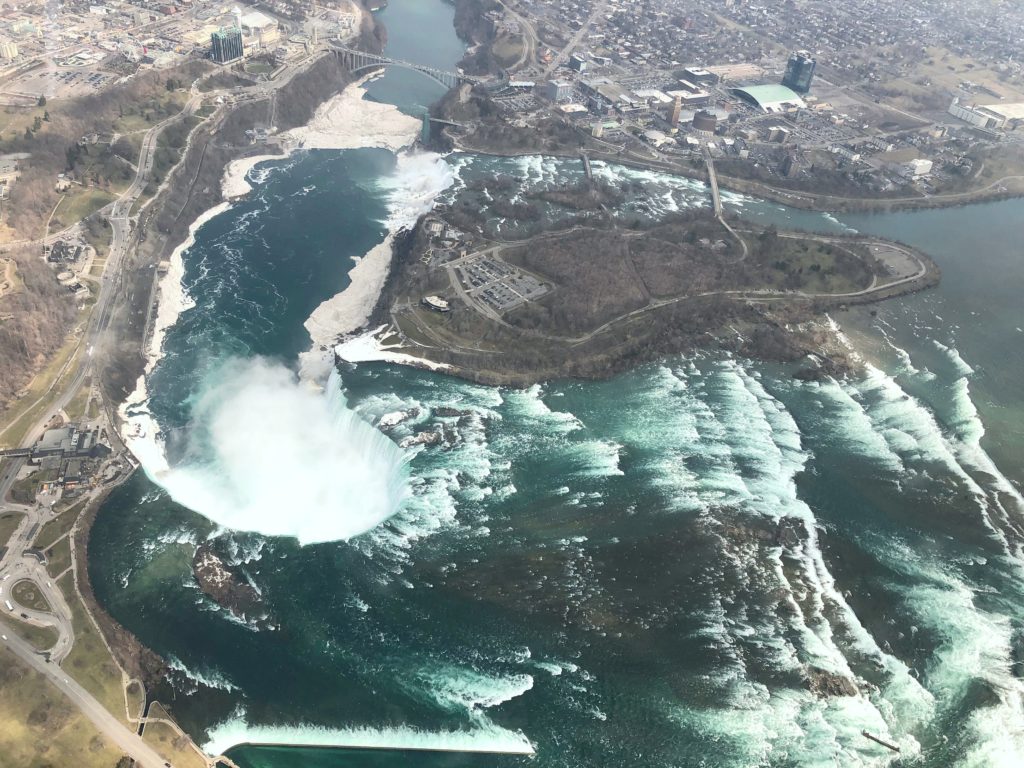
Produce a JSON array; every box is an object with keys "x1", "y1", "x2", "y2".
[
  {"x1": 192, "y1": 544, "x2": 271, "y2": 628},
  {"x1": 804, "y1": 667, "x2": 859, "y2": 697}
]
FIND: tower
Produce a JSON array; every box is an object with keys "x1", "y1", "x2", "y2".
[
  {"x1": 211, "y1": 26, "x2": 244, "y2": 64},
  {"x1": 670, "y1": 95, "x2": 682, "y2": 127},
  {"x1": 782, "y1": 50, "x2": 815, "y2": 94}
]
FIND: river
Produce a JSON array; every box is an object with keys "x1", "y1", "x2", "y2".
[{"x1": 89, "y1": 2, "x2": 1024, "y2": 766}]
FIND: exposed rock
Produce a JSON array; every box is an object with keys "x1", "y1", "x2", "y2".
[
  {"x1": 378, "y1": 407, "x2": 419, "y2": 431},
  {"x1": 804, "y1": 667, "x2": 859, "y2": 697},
  {"x1": 192, "y1": 544, "x2": 270, "y2": 628},
  {"x1": 434, "y1": 406, "x2": 469, "y2": 418},
  {"x1": 399, "y1": 430, "x2": 443, "y2": 448}
]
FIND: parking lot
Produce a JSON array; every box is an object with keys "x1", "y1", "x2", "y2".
[
  {"x1": 456, "y1": 254, "x2": 550, "y2": 313},
  {"x1": 6, "y1": 67, "x2": 116, "y2": 100}
]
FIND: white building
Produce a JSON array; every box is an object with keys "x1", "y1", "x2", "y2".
[
  {"x1": 905, "y1": 158, "x2": 933, "y2": 177},
  {"x1": 948, "y1": 98, "x2": 1006, "y2": 130},
  {"x1": 240, "y1": 11, "x2": 280, "y2": 50}
]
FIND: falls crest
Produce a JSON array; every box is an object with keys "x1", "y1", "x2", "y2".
[{"x1": 152, "y1": 358, "x2": 408, "y2": 545}]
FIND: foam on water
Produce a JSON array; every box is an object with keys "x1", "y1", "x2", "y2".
[
  {"x1": 416, "y1": 666, "x2": 534, "y2": 712},
  {"x1": 865, "y1": 535, "x2": 1024, "y2": 766},
  {"x1": 379, "y1": 150, "x2": 456, "y2": 229},
  {"x1": 145, "y1": 360, "x2": 408, "y2": 545},
  {"x1": 167, "y1": 655, "x2": 239, "y2": 693},
  {"x1": 610, "y1": 358, "x2": 933, "y2": 761},
  {"x1": 204, "y1": 714, "x2": 535, "y2": 756}
]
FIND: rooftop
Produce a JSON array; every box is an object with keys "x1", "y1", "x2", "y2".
[{"x1": 731, "y1": 84, "x2": 807, "y2": 113}]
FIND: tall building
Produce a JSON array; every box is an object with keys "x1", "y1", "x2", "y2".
[
  {"x1": 669, "y1": 95, "x2": 682, "y2": 127},
  {"x1": 542, "y1": 79, "x2": 573, "y2": 103},
  {"x1": 782, "y1": 50, "x2": 815, "y2": 94},
  {"x1": 211, "y1": 27, "x2": 244, "y2": 64},
  {"x1": 0, "y1": 40, "x2": 18, "y2": 60}
]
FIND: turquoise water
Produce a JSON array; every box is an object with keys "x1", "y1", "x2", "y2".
[{"x1": 88, "y1": 2, "x2": 1024, "y2": 766}]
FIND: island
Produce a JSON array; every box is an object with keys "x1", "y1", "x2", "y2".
[{"x1": 353, "y1": 174, "x2": 938, "y2": 385}]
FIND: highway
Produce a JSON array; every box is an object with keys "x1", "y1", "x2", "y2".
[{"x1": 0, "y1": 623, "x2": 169, "y2": 768}]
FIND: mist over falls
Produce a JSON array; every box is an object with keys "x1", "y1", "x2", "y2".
[{"x1": 154, "y1": 359, "x2": 408, "y2": 544}]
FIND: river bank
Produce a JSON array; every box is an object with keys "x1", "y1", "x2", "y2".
[
  {"x1": 80, "y1": 28, "x2": 410, "y2": 711},
  {"x1": 444, "y1": 130, "x2": 1024, "y2": 216},
  {"x1": 83, "y1": 0, "x2": 1024, "y2": 764}
]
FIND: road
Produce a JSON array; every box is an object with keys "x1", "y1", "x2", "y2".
[
  {"x1": 0, "y1": 624, "x2": 169, "y2": 768},
  {"x1": 541, "y1": 0, "x2": 607, "y2": 78},
  {"x1": 0, "y1": 81, "x2": 206, "y2": 768},
  {"x1": 703, "y1": 150, "x2": 749, "y2": 259},
  {"x1": 494, "y1": 0, "x2": 538, "y2": 71}
]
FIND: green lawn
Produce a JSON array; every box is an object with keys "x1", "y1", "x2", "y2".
[
  {"x1": 12, "y1": 579, "x2": 51, "y2": 612},
  {"x1": 44, "y1": 537, "x2": 71, "y2": 579},
  {"x1": 35, "y1": 499, "x2": 85, "y2": 551},
  {"x1": 51, "y1": 188, "x2": 116, "y2": 231},
  {"x1": 142, "y1": 702, "x2": 208, "y2": 768},
  {"x1": 7, "y1": 618, "x2": 59, "y2": 652},
  {"x1": 0, "y1": 646, "x2": 125, "y2": 767},
  {"x1": 0, "y1": 510, "x2": 24, "y2": 549},
  {"x1": 57, "y1": 573, "x2": 130, "y2": 724}
]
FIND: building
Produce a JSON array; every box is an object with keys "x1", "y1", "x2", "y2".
[
  {"x1": 47, "y1": 241, "x2": 84, "y2": 264},
  {"x1": 782, "y1": 50, "x2": 816, "y2": 94},
  {"x1": 669, "y1": 96, "x2": 682, "y2": 127},
  {"x1": 240, "y1": 11, "x2": 280, "y2": 50},
  {"x1": 421, "y1": 295, "x2": 451, "y2": 312},
  {"x1": 692, "y1": 110, "x2": 718, "y2": 133},
  {"x1": 731, "y1": 84, "x2": 806, "y2": 113},
  {"x1": 683, "y1": 67, "x2": 718, "y2": 85},
  {"x1": 542, "y1": 79, "x2": 573, "y2": 102},
  {"x1": 950, "y1": 98, "x2": 1024, "y2": 131},
  {"x1": 979, "y1": 102, "x2": 1024, "y2": 128},
  {"x1": 0, "y1": 40, "x2": 18, "y2": 60},
  {"x1": 666, "y1": 88, "x2": 710, "y2": 107},
  {"x1": 948, "y1": 98, "x2": 1005, "y2": 130},
  {"x1": 211, "y1": 27, "x2": 244, "y2": 64},
  {"x1": 569, "y1": 53, "x2": 587, "y2": 73},
  {"x1": 905, "y1": 158, "x2": 933, "y2": 177}
]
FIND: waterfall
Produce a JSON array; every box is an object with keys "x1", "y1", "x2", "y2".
[{"x1": 152, "y1": 358, "x2": 408, "y2": 545}]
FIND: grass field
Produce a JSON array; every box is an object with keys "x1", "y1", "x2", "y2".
[
  {"x1": 0, "y1": 255, "x2": 21, "y2": 298},
  {"x1": 51, "y1": 188, "x2": 116, "y2": 231},
  {"x1": 63, "y1": 379, "x2": 95, "y2": 422},
  {"x1": 9, "y1": 466, "x2": 58, "y2": 504},
  {"x1": 57, "y1": 572, "x2": 130, "y2": 725},
  {"x1": 0, "y1": 320, "x2": 86, "y2": 450},
  {"x1": 12, "y1": 579, "x2": 51, "y2": 612},
  {"x1": 491, "y1": 33, "x2": 526, "y2": 68},
  {"x1": 7, "y1": 618, "x2": 59, "y2": 651},
  {"x1": 35, "y1": 499, "x2": 86, "y2": 551},
  {"x1": 142, "y1": 702, "x2": 208, "y2": 768},
  {"x1": 0, "y1": 510, "x2": 24, "y2": 548},
  {"x1": 45, "y1": 536, "x2": 72, "y2": 579},
  {"x1": 0, "y1": 646, "x2": 125, "y2": 768}
]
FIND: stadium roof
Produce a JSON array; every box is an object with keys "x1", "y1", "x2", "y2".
[
  {"x1": 731, "y1": 84, "x2": 806, "y2": 113},
  {"x1": 983, "y1": 102, "x2": 1024, "y2": 121}
]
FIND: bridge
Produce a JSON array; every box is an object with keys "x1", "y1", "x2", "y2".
[
  {"x1": 331, "y1": 43, "x2": 479, "y2": 90},
  {"x1": 703, "y1": 147, "x2": 723, "y2": 218}
]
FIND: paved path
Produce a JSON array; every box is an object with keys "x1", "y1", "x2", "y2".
[{"x1": 0, "y1": 623, "x2": 170, "y2": 768}]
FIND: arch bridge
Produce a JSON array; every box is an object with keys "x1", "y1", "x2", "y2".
[{"x1": 332, "y1": 44, "x2": 479, "y2": 90}]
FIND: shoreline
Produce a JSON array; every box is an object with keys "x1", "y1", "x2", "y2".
[
  {"x1": 446, "y1": 134, "x2": 1024, "y2": 216},
  {"x1": 121, "y1": 70, "x2": 425, "y2": 459}
]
